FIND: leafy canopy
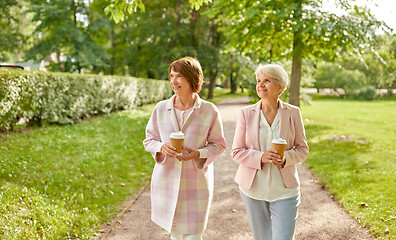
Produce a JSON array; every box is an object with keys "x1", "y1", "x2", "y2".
[{"x1": 103, "y1": 0, "x2": 211, "y2": 23}]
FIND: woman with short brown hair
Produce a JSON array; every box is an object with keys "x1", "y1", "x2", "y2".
[
  {"x1": 168, "y1": 57, "x2": 203, "y2": 94},
  {"x1": 144, "y1": 57, "x2": 226, "y2": 240}
]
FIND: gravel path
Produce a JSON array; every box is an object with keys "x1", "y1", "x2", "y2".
[{"x1": 97, "y1": 97, "x2": 374, "y2": 240}]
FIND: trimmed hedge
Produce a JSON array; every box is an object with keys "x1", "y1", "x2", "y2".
[{"x1": 0, "y1": 69, "x2": 172, "y2": 132}]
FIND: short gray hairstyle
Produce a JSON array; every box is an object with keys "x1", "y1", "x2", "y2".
[{"x1": 255, "y1": 64, "x2": 288, "y2": 90}]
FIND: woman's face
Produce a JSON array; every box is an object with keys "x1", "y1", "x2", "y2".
[
  {"x1": 256, "y1": 73, "x2": 283, "y2": 100},
  {"x1": 170, "y1": 69, "x2": 193, "y2": 95}
]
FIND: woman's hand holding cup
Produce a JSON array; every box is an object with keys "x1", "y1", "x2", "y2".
[
  {"x1": 261, "y1": 149, "x2": 285, "y2": 168},
  {"x1": 261, "y1": 149, "x2": 281, "y2": 164},
  {"x1": 169, "y1": 131, "x2": 184, "y2": 155},
  {"x1": 176, "y1": 147, "x2": 199, "y2": 161},
  {"x1": 271, "y1": 138, "x2": 287, "y2": 167},
  {"x1": 161, "y1": 131, "x2": 187, "y2": 158},
  {"x1": 161, "y1": 142, "x2": 179, "y2": 158}
]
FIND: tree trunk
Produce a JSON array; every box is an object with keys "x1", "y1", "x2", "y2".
[
  {"x1": 290, "y1": 56, "x2": 301, "y2": 106},
  {"x1": 110, "y1": 22, "x2": 115, "y2": 75},
  {"x1": 230, "y1": 69, "x2": 237, "y2": 94},
  {"x1": 190, "y1": 9, "x2": 199, "y2": 51},
  {"x1": 17, "y1": 8, "x2": 25, "y2": 62},
  {"x1": 207, "y1": 70, "x2": 218, "y2": 99},
  {"x1": 289, "y1": 0, "x2": 303, "y2": 107},
  {"x1": 166, "y1": 0, "x2": 183, "y2": 63},
  {"x1": 71, "y1": 1, "x2": 77, "y2": 24},
  {"x1": 267, "y1": 42, "x2": 273, "y2": 63}
]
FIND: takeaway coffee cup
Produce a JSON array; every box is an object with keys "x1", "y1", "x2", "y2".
[
  {"x1": 169, "y1": 131, "x2": 185, "y2": 154},
  {"x1": 272, "y1": 138, "x2": 287, "y2": 161}
]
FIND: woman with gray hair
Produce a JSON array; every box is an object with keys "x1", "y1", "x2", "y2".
[{"x1": 231, "y1": 64, "x2": 309, "y2": 240}]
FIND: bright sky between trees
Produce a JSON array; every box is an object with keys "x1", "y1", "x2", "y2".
[{"x1": 323, "y1": 0, "x2": 396, "y2": 31}]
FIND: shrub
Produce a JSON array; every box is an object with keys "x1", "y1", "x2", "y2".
[
  {"x1": 0, "y1": 69, "x2": 172, "y2": 132},
  {"x1": 357, "y1": 85, "x2": 376, "y2": 100},
  {"x1": 313, "y1": 61, "x2": 371, "y2": 99}
]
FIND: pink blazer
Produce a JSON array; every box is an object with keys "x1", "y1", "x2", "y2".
[
  {"x1": 143, "y1": 94, "x2": 226, "y2": 234},
  {"x1": 232, "y1": 100, "x2": 309, "y2": 189}
]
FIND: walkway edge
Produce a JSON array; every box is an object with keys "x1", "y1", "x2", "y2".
[{"x1": 96, "y1": 183, "x2": 150, "y2": 240}]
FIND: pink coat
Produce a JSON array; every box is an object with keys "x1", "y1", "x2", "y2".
[
  {"x1": 232, "y1": 100, "x2": 309, "y2": 190},
  {"x1": 143, "y1": 94, "x2": 226, "y2": 234}
]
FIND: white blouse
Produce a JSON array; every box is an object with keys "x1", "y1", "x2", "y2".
[
  {"x1": 240, "y1": 110, "x2": 299, "y2": 202},
  {"x1": 174, "y1": 107, "x2": 193, "y2": 130}
]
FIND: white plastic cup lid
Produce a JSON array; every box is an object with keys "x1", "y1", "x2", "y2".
[
  {"x1": 169, "y1": 131, "x2": 185, "y2": 139},
  {"x1": 272, "y1": 138, "x2": 287, "y2": 144}
]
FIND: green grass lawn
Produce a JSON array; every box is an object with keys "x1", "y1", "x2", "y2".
[
  {"x1": 0, "y1": 105, "x2": 155, "y2": 239},
  {"x1": 301, "y1": 97, "x2": 396, "y2": 239}
]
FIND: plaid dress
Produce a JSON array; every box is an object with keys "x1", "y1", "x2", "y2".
[{"x1": 143, "y1": 94, "x2": 226, "y2": 234}]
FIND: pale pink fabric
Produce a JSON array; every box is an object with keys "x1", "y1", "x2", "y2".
[
  {"x1": 143, "y1": 94, "x2": 226, "y2": 234},
  {"x1": 175, "y1": 107, "x2": 193, "y2": 130},
  {"x1": 232, "y1": 100, "x2": 309, "y2": 190}
]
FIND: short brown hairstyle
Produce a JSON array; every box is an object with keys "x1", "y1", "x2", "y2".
[{"x1": 168, "y1": 57, "x2": 203, "y2": 93}]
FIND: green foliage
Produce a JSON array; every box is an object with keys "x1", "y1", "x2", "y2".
[
  {"x1": 0, "y1": 0, "x2": 23, "y2": 62},
  {"x1": 3, "y1": 0, "x2": 237, "y2": 104},
  {"x1": 313, "y1": 62, "x2": 341, "y2": 90},
  {"x1": 109, "y1": 0, "x2": 231, "y2": 99},
  {"x1": 190, "y1": 0, "x2": 211, "y2": 10},
  {"x1": 313, "y1": 61, "x2": 375, "y2": 99},
  {"x1": 339, "y1": 35, "x2": 396, "y2": 92},
  {"x1": 209, "y1": 0, "x2": 387, "y2": 105},
  {"x1": 303, "y1": 98, "x2": 396, "y2": 239},
  {"x1": 0, "y1": 104, "x2": 155, "y2": 238},
  {"x1": 0, "y1": 68, "x2": 172, "y2": 132},
  {"x1": 27, "y1": 0, "x2": 110, "y2": 72},
  {"x1": 211, "y1": 0, "x2": 385, "y2": 61},
  {"x1": 104, "y1": 0, "x2": 145, "y2": 23},
  {"x1": 3, "y1": 0, "x2": 394, "y2": 106},
  {"x1": 119, "y1": 0, "x2": 198, "y2": 79},
  {"x1": 313, "y1": 35, "x2": 396, "y2": 100},
  {"x1": 357, "y1": 85, "x2": 376, "y2": 100},
  {"x1": 103, "y1": 0, "x2": 210, "y2": 23}
]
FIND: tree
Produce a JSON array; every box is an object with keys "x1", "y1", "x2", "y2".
[
  {"x1": 314, "y1": 61, "x2": 367, "y2": 98},
  {"x1": 97, "y1": 0, "x2": 242, "y2": 101},
  {"x1": 210, "y1": 0, "x2": 387, "y2": 106},
  {"x1": 337, "y1": 34, "x2": 396, "y2": 95},
  {"x1": 117, "y1": 0, "x2": 201, "y2": 79},
  {"x1": 103, "y1": 0, "x2": 211, "y2": 23},
  {"x1": 222, "y1": 52, "x2": 255, "y2": 94},
  {"x1": 313, "y1": 62, "x2": 341, "y2": 91},
  {"x1": 106, "y1": 0, "x2": 230, "y2": 100},
  {"x1": 0, "y1": 0, "x2": 23, "y2": 62},
  {"x1": 27, "y1": 0, "x2": 110, "y2": 72},
  {"x1": 89, "y1": 0, "x2": 123, "y2": 75},
  {"x1": 197, "y1": 12, "x2": 224, "y2": 99}
]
